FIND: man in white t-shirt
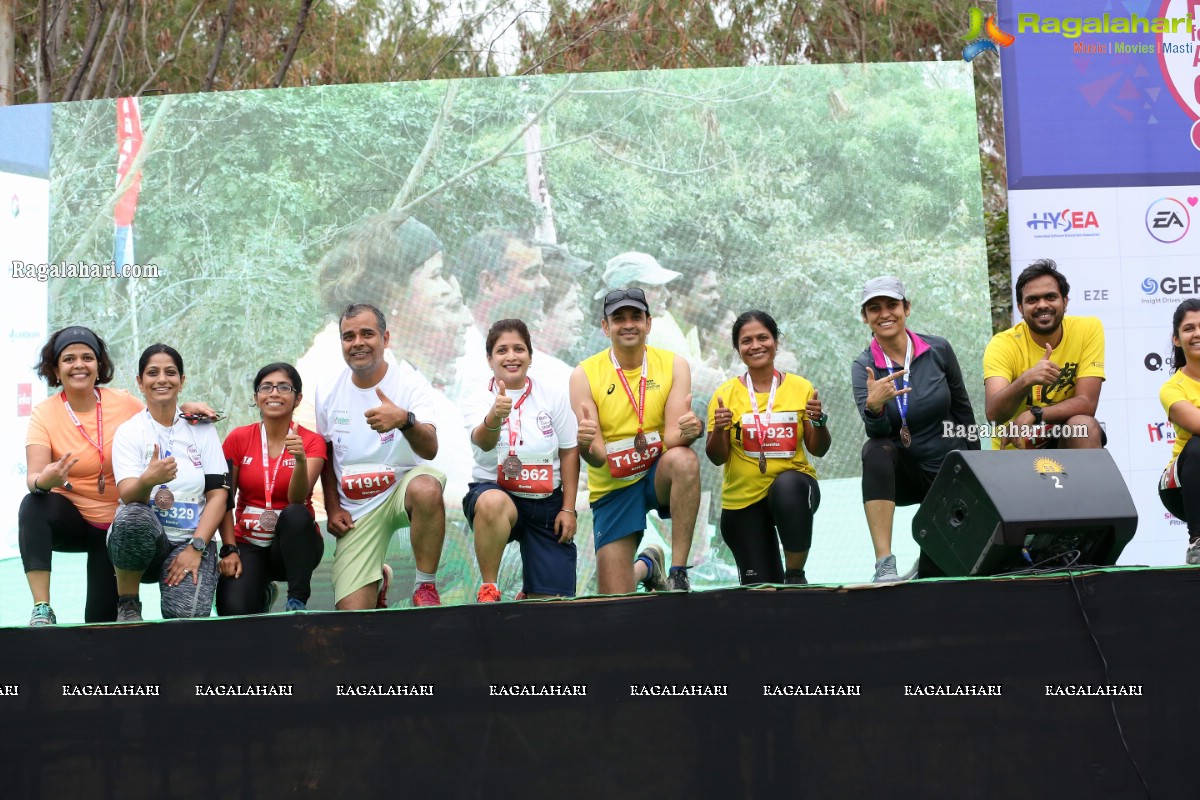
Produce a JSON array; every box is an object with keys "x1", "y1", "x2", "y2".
[
  {"x1": 448, "y1": 229, "x2": 574, "y2": 404},
  {"x1": 316, "y1": 303, "x2": 448, "y2": 609}
]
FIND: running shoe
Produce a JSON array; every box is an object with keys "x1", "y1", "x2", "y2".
[
  {"x1": 116, "y1": 596, "x2": 143, "y2": 622},
  {"x1": 1187, "y1": 539, "x2": 1200, "y2": 566},
  {"x1": 514, "y1": 591, "x2": 527, "y2": 601},
  {"x1": 284, "y1": 597, "x2": 307, "y2": 612},
  {"x1": 262, "y1": 582, "x2": 279, "y2": 613},
  {"x1": 476, "y1": 584, "x2": 502, "y2": 603},
  {"x1": 872, "y1": 554, "x2": 901, "y2": 583},
  {"x1": 784, "y1": 569, "x2": 807, "y2": 585},
  {"x1": 29, "y1": 603, "x2": 56, "y2": 627},
  {"x1": 666, "y1": 566, "x2": 692, "y2": 591},
  {"x1": 638, "y1": 544, "x2": 668, "y2": 591},
  {"x1": 412, "y1": 581, "x2": 441, "y2": 607},
  {"x1": 376, "y1": 563, "x2": 393, "y2": 609}
]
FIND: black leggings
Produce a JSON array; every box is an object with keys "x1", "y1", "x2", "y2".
[
  {"x1": 1160, "y1": 435, "x2": 1200, "y2": 540},
  {"x1": 860, "y1": 437, "x2": 938, "y2": 505},
  {"x1": 18, "y1": 491, "x2": 118, "y2": 622},
  {"x1": 720, "y1": 470, "x2": 820, "y2": 585},
  {"x1": 216, "y1": 504, "x2": 325, "y2": 616}
]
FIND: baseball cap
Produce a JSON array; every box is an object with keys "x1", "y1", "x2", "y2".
[
  {"x1": 861, "y1": 276, "x2": 907, "y2": 306},
  {"x1": 593, "y1": 252, "x2": 680, "y2": 299},
  {"x1": 602, "y1": 287, "x2": 651, "y2": 317}
]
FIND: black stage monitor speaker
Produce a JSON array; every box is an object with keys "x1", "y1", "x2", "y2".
[{"x1": 912, "y1": 450, "x2": 1138, "y2": 577}]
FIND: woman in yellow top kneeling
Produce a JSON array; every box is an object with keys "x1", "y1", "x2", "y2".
[{"x1": 706, "y1": 311, "x2": 830, "y2": 585}]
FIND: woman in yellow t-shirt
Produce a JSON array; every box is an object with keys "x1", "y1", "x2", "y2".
[
  {"x1": 705, "y1": 311, "x2": 830, "y2": 584},
  {"x1": 1158, "y1": 298, "x2": 1200, "y2": 565}
]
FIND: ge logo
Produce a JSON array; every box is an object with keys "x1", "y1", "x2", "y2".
[{"x1": 1142, "y1": 278, "x2": 1159, "y2": 294}]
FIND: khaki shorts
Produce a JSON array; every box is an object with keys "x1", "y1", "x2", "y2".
[{"x1": 331, "y1": 465, "x2": 446, "y2": 603}]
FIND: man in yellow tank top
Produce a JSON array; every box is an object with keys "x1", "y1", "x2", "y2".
[{"x1": 569, "y1": 287, "x2": 703, "y2": 593}]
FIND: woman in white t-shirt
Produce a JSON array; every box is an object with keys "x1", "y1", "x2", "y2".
[
  {"x1": 108, "y1": 344, "x2": 229, "y2": 621},
  {"x1": 462, "y1": 319, "x2": 580, "y2": 601}
]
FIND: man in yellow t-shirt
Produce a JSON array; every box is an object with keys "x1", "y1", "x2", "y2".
[
  {"x1": 569, "y1": 287, "x2": 703, "y2": 594},
  {"x1": 983, "y1": 259, "x2": 1105, "y2": 450}
]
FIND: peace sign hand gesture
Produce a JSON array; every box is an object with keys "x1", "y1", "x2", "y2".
[{"x1": 865, "y1": 366, "x2": 911, "y2": 415}]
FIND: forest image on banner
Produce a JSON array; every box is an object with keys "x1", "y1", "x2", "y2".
[{"x1": 39, "y1": 64, "x2": 990, "y2": 606}]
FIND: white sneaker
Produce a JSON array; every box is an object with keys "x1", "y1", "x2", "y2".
[
  {"x1": 1186, "y1": 540, "x2": 1200, "y2": 565},
  {"x1": 872, "y1": 554, "x2": 901, "y2": 583}
]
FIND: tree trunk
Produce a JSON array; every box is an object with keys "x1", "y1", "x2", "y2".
[
  {"x1": 80, "y1": 0, "x2": 127, "y2": 101},
  {"x1": 270, "y1": 0, "x2": 315, "y2": 89},
  {"x1": 202, "y1": 0, "x2": 238, "y2": 92},
  {"x1": 63, "y1": 0, "x2": 105, "y2": 101}
]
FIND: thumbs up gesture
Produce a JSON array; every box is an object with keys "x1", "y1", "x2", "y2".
[
  {"x1": 805, "y1": 389, "x2": 824, "y2": 421},
  {"x1": 577, "y1": 406, "x2": 598, "y2": 449},
  {"x1": 491, "y1": 382, "x2": 513, "y2": 423},
  {"x1": 713, "y1": 395, "x2": 733, "y2": 431},
  {"x1": 365, "y1": 387, "x2": 408, "y2": 432},
  {"x1": 1022, "y1": 342, "x2": 1061, "y2": 388},
  {"x1": 143, "y1": 443, "x2": 178, "y2": 486},
  {"x1": 678, "y1": 392, "x2": 702, "y2": 440}
]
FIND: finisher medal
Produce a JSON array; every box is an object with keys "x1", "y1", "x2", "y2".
[
  {"x1": 502, "y1": 454, "x2": 523, "y2": 480},
  {"x1": 153, "y1": 487, "x2": 175, "y2": 509},
  {"x1": 899, "y1": 426, "x2": 912, "y2": 448},
  {"x1": 634, "y1": 431, "x2": 649, "y2": 454},
  {"x1": 259, "y1": 509, "x2": 278, "y2": 532},
  {"x1": 758, "y1": 452, "x2": 768, "y2": 474},
  {"x1": 98, "y1": 473, "x2": 106, "y2": 494}
]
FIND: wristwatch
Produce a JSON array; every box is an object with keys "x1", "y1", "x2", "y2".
[
  {"x1": 219, "y1": 544, "x2": 240, "y2": 559},
  {"x1": 1029, "y1": 405, "x2": 1044, "y2": 424},
  {"x1": 190, "y1": 536, "x2": 207, "y2": 553},
  {"x1": 810, "y1": 413, "x2": 829, "y2": 427},
  {"x1": 399, "y1": 410, "x2": 416, "y2": 432}
]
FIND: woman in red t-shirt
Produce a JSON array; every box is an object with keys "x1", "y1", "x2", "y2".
[{"x1": 216, "y1": 362, "x2": 326, "y2": 614}]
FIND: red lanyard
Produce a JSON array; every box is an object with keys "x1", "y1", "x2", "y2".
[
  {"x1": 259, "y1": 422, "x2": 295, "y2": 510},
  {"x1": 609, "y1": 349, "x2": 648, "y2": 434},
  {"x1": 61, "y1": 389, "x2": 104, "y2": 469},
  {"x1": 490, "y1": 378, "x2": 533, "y2": 455}
]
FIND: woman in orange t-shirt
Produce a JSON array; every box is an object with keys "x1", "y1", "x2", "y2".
[{"x1": 21, "y1": 327, "x2": 143, "y2": 625}]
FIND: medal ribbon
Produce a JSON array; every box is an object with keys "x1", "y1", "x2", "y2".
[
  {"x1": 61, "y1": 389, "x2": 104, "y2": 475},
  {"x1": 609, "y1": 348, "x2": 648, "y2": 435},
  {"x1": 880, "y1": 333, "x2": 912, "y2": 431},
  {"x1": 146, "y1": 409, "x2": 178, "y2": 499},
  {"x1": 743, "y1": 370, "x2": 781, "y2": 453},
  {"x1": 259, "y1": 422, "x2": 295, "y2": 512},
  {"x1": 490, "y1": 378, "x2": 534, "y2": 456}
]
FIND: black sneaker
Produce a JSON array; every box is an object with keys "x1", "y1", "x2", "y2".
[
  {"x1": 116, "y1": 596, "x2": 143, "y2": 623},
  {"x1": 784, "y1": 569, "x2": 807, "y2": 585},
  {"x1": 666, "y1": 567, "x2": 691, "y2": 592}
]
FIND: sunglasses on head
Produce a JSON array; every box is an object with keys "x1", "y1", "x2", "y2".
[{"x1": 604, "y1": 288, "x2": 647, "y2": 306}]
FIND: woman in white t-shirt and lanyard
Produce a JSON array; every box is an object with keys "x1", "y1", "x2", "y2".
[
  {"x1": 462, "y1": 319, "x2": 580, "y2": 602},
  {"x1": 217, "y1": 362, "x2": 326, "y2": 615},
  {"x1": 108, "y1": 344, "x2": 229, "y2": 621}
]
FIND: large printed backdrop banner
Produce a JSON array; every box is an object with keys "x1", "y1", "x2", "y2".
[
  {"x1": 999, "y1": 0, "x2": 1200, "y2": 567},
  {"x1": 2, "y1": 65, "x2": 991, "y2": 616}
]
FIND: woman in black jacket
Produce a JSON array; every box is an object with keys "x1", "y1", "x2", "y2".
[{"x1": 850, "y1": 276, "x2": 978, "y2": 582}]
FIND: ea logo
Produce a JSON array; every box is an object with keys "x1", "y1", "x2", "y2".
[{"x1": 1145, "y1": 197, "x2": 1190, "y2": 244}]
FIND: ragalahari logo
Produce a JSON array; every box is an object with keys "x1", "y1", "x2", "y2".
[{"x1": 963, "y1": 8, "x2": 1015, "y2": 61}]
